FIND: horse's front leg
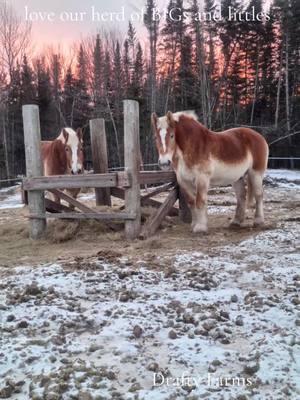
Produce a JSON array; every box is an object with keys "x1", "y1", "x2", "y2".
[
  {"x1": 192, "y1": 176, "x2": 209, "y2": 233},
  {"x1": 177, "y1": 180, "x2": 197, "y2": 230}
]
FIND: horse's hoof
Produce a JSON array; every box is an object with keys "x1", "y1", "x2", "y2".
[
  {"x1": 253, "y1": 218, "x2": 264, "y2": 227},
  {"x1": 192, "y1": 224, "x2": 208, "y2": 234},
  {"x1": 229, "y1": 220, "x2": 243, "y2": 228}
]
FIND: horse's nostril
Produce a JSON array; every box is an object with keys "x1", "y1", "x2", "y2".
[{"x1": 158, "y1": 159, "x2": 171, "y2": 169}]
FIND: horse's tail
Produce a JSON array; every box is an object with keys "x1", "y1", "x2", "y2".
[{"x1": 247, "y1": 173, "x2": 255, "y2": 208}]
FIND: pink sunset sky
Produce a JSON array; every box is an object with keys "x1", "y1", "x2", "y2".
[{"x1": 12, "y1": 0, "x2": 169, "y2": 51}]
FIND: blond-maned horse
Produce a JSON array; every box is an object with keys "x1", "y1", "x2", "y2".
[
  {"x1": 152, "y1": 111, "x2": 269, "y2": 233},
  {"x1": 41, "y1": 127, "x2": 84, "y2": 205}
]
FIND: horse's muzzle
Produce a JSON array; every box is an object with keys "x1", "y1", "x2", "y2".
[
  {"x1": 71, "y1": 169, "x2": 83, "y2": 175},
  {"x1": 158, "y1": 159, "x2": 171, "y2": 170}
]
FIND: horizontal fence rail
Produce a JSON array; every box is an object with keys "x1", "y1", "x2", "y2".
[
  {"x1": 268, "y1": 157, "x2": 300, "y2": 160},
  {"x1": 29, "y1": 212, "x2": 137, "y2": 221},
  {"x1": 23, "y1": 171, "x2": 176, "y2": 192},
  {"x1": 23, "y1": 172, "x2": 131, "y2": 191}
]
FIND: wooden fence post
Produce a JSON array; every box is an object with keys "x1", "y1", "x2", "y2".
[
  {"x1": 89, "y1": 118, "x2": 111, "y2": 206},
  {"x1": 22, "y1": 105, "x2": 46, "y2": 239},
  {"x1": 124, "y1": 100, "x2": 141, "y2": 239},
  {"x1": 178, "y1": 188, "x2": 192, "y2": 223}
]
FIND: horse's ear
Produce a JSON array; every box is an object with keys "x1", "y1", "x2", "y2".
[
  {"x1": 151, "y1": 112, "x2": 158, "y2": 131},
  {"x1": 62, "y1": 128, "x2": 69, "y2": 143},
  {"x1": 77, "y1": 128, "x2": 83, "y2": 142},
  {"x1": 167, "y1": 111, "x2": 175, "y2": 128}
]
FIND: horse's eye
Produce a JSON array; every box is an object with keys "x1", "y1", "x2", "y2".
[
  {"x1": 65, "y1": 147, "x2": 69, "y2": 152},
  {"x1": 170, "y1": 134, "x2": 174, "y2": 139}
]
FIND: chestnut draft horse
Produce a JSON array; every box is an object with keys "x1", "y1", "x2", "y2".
[
  {"x1": 41, "y1": 127, "x2": 84, "y2": 205},
  {"x1": 152, "y1": 111, "x2": 269, "y2": 233}
]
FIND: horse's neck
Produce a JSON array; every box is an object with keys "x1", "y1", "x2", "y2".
[
  {"x1": 42, "y1": 139, "x2": 67, "y2": 175},
  {"x1": 176, "y1": 120, "x2": 210, "y2": 154}
]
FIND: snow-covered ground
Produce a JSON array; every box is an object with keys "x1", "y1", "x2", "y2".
[
  {"x1": 0, "y1": 185, "x2": 24, "y2": 210},
  {"x1": 0, "y1": 224, "x2": 299, "y2": 399},
  {"x1": 265, "y1": 169, "x2": 300, "y2": 189}
]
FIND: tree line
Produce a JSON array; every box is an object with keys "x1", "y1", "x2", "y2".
[{"x1": 0, "y1": 0, "x2": 299, "y2": 182}]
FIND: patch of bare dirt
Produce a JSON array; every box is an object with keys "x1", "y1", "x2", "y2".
[{"x1": 0, "y1": 186, "x2": 299, "y2": 267}]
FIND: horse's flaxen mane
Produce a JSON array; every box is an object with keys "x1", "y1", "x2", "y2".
[
  {"x1": 158, "y1": 110, "x2": 198, "y2": 129},
  {"x1": 172, "y1": 111, "x2": 198, "y2": 122},
  {"x1": 57, "y1": 127, "x2": 77, "y2": 143}
]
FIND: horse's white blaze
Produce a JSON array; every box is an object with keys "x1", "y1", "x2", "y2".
[
  {"x1": 58, "y1": 127, "x2": 81, "y2": 173},
  {"x1": 71, "y1": 144, "x2": 78, "y2": 173},
  {"x1": 160, "y1": 128, "x2": 167, "y2": 152},
  {"x1": 67, "y1": 131, "x2": 80, "y2": 173}
]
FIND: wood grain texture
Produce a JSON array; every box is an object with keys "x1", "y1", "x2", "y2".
[
  {"x1": 140, "y1": 187, "x2": 178, "y2": 239},
  {"x1": 124, "y1": 100, "x2": 141, "y2": 239},
  {"x1": 22, "y1": 105, "x2": 46, "y2": 239},
  {"x1": 90, "y1": 118, "x2": 111, "y2": 206}
]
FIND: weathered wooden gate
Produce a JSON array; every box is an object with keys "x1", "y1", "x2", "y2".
[{"x1": 22, "y1": 100, "x2": 190, "y2": 240}]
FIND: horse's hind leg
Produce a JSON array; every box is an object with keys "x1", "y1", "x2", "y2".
[
  {"x1": 231, "y1": 177, "x2": 246, "y2": 226},
  {"x1": 248, "y1": 169, "x2": 265, "y2": 226},
  {"x1": 193, "y1": 176, "x2": 209, "y2": 233}
]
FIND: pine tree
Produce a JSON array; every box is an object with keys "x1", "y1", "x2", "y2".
[
  {"x1": 190, "y1": 0, "x2": 208, "y2": 124},
  {"x1": 131, "y1": 42, "x2": 144, "y2": 99},
  {"x1": 73, "y1": 44, "x2": 90, "y2": 128},
  {"x1": 14, "y1": 55, "x2": 36, "y2": 174},
  {"x1": 93, "y1": 34, "x2": 104, "y2": 117},
  {"x1": 51, "y1": 54, "x2": 61, "y2": 103},
  {"x1": 63, "y1": 66, "x2": 76, "y2": 126},
  {"x1": 112, "y1": 41, "x2": 123, "y2": 120},
  {"x1": 259, "y1": 9, "x2": 277, "y2": 123},
  {"x1": 36, "y1": 58, "x2": 53, "y2": 137},
  {"x1": 160, "y1": 0, "x2": 187, "y2": 111},
  {"x1": 6, "y1": 64, "x2": 22, "y2": 176},
  {"x1": 217, "y1": 0, "x2": 244, "y2": 127},
  {"x1": 144, "y1": 0, "x2": 159, "y2": 112},
  {"x1": 103, "y1": 49, "x2": 112, "y2": 98},
  {"x1": 127, "y1": 22, "x2": 137, "y2": 61},
  {"x1": 204, "y1": 0, "x2": 218, "y2": 127},
  {"x1": 20, "y1": 54, "x2": 36, "y2": 105},
  {"x1": 123, "y1": 39, "x2": 131, "y2": 97},
  {"x1": 176, "y1": 35, "x2": 195, "y2": 110}
]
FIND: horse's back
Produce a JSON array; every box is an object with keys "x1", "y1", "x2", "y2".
[
  {"x1": 212, "y1": 127, "x2": 268, "y2": 173},
  {"x1": 230, "y1": 127, "x2": 268, "y2": 172}
]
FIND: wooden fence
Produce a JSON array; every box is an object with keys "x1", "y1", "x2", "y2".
[{"x1": 22, "y1": 100, "x2": 190, "y2": 240}]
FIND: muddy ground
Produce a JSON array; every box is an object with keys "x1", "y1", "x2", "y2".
[
  {"x1": 0, "y1": 182, "x2": 299, "y2": 267},
  {"x1": 0, "y1": 178, "x2": 299, "y2": 399}
]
